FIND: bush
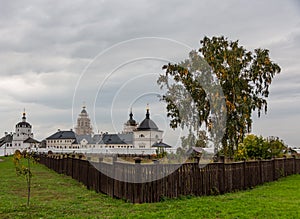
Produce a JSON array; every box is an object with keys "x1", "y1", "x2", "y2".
[{"x1": 234, "y1": 134, "x2": 287, "y2": 161}]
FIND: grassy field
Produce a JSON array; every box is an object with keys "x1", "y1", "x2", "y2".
[{"x1": 1, "y1": 156, "x2": 300, "y2": 219}]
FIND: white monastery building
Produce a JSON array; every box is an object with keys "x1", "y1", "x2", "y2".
[{"x1": 45, "y1": 105, "x2": 172, "y2": 154}]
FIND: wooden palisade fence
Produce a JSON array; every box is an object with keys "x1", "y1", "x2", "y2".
[{"x1": 38, "y1": 154, "x2": 300, "y2": 203}]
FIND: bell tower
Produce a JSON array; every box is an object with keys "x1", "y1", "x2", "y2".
[{"x1": 75, "y1": 105, "x2": 93, "y2": 135}]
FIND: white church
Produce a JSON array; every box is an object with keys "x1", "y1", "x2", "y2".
[{"x1": 0, "y1": 111, "x2": 40, "y2": 155}]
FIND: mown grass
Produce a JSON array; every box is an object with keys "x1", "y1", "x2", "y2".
[{"x1": 1, "y1": 156, "x2": 300, "y2": 219}]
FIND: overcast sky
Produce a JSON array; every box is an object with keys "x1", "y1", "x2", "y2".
[{"x1": 0, "y1": 0, "x2": 299, "y2": 147}]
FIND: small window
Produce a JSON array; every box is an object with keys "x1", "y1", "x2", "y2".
[
  {"x1": 139, "y1": 143, "x2": 145, "y2": 148},
  {"x1": 139, "y1": 134, "x2": 144, "y2": 138}
]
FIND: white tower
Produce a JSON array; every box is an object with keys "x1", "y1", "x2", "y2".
[{"x1": 75, "y1": 105, "x2": 93, "y2": 135}]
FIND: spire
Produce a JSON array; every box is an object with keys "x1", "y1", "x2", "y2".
[
  {"x1": 129, "y1": 108, "x2": 133, "y2": 120},
  {"x1": 146, "y1": 104, "x2": 150, "y2": 119},
  {"x1": 81, "y1": 105, "x2": 87, "y2": 114},
  {"x1": 22, "y1": 108, "x2": 26, "y2": 122},
  {"x1": 137, "y1": 104, "x2": 159, "y2": 131},
  {"x1": 124, "y1": 107, "x2": 137, "y2": 129}
]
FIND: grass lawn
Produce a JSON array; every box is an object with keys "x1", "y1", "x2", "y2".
[{"x1": 1, "y1": 156, "x2": 300, "y2": 219}]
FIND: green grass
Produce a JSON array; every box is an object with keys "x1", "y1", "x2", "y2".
[{"x1": 1, "y1": 156, "x2": 300, "y2": 219}]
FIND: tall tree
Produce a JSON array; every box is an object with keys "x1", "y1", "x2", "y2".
[{"x1": 158, "y1": 36, "x2": 281, "y2": 157}]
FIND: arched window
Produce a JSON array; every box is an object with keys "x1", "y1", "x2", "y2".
[{"x1": 139, "y1": 134, "x2": 144, "y2": 138}]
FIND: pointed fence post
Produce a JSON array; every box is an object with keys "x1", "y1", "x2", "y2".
[
  {"x1": 258, "y1": 158, "x2": 263, "y2": 184},
  {"x1": 134, "y1": 157, "x2": 142, "y2": 203},
  {"x1": 272, "y1": 157, "x2": 276, "y2": 181},
  {"x1": 243, "y1": 158, "x2": 246, "y2": 189},
  {"x1": 219, "y1": 155, "x2": 225, "y2": 194},
  {"x1": 292, "y1": 155, "x2": 296, "y2": 174},
  {"x1": 283, "y1": 155, "x2": 287, "y2": 176}
]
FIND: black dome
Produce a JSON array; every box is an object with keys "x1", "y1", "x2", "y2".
[
  {"x1": 126, "y1": 111, "x2": 137, "y2": 126},
  {"x1": 80, "y1": 106, "x2": 88, "y2": 114},
  {"x1": 137, "y1": 109, "x2": 158, "y2": 131},
  {"x1": 137, "y1": 119, "x2": 158, "y2": 130},
  {"x1": 16, "y1": 121, "x2": 31, "y2": 128},
  {"x1": 127, "y1": 119, "x2": 137, "y2": 126}
]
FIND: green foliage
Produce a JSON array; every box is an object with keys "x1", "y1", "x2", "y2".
[
  {"x1": 181, "y1": 130, "x2": 208, "y2": 149},
  {"x1": 13, "y1": 150, "x2": 33, "y2": 178},
  {"x1": 267, "y1": 136, "x2": 288, "y2": 158},
  {"x1": 13, "y1": 150, "x2": 37, "y2": 207},
  {"x1": 235, "y1": 134, "x2": 287, "y2": 160},
  {"x1": 158, "y1": 36, "x2": 281, "y2": 158},
  {"x1": 155, "y1": 148, "x2": 167, "y2": 159}
]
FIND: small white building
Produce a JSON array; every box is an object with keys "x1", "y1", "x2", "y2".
[{"x1": 134, "y1": 108, "x2": 163, "y2": 149}]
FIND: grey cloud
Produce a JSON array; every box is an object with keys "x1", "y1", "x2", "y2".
[{"x1": 0, "y1": 0, "x2": 299, "y2": 146}]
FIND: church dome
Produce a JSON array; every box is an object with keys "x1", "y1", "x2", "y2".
[
  {"x1": 16, "y1": 112, "x2": 31, "y2": 128},
  {"x1": 126, "y1": 111, "x2": 137, "y2": 126},
  {"x1": 16, "y1": 121, "x2": 31, "y2": 128},
  {"x1": 81, "y1": 106, "x2": 87, "y2": 114},
  {"x1": 137, "y1": 108, "x2": 158, "y2": 131}
]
